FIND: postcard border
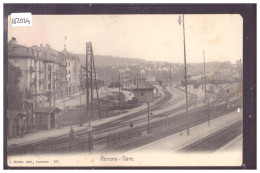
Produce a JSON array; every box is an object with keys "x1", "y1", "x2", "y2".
[{"x1": 3, "y1": 3, "x2": 256, "y2": 170}]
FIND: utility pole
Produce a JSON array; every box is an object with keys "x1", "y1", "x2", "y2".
[
  {"x1": 54, "y1": 94, "x2": 56, "y2": 107},
  {"x1": 147, "y1": 102, "x2": 150, "y2": 133},
  {"x1": 86, "y1": 42, "x2": 102, "y2": 121},
  {"x1": 90, "y1": 50, "x2": 93, "y2": 111},
  {"x1": 86, "y1": 43, "x2": 90, "y2": 126},
  {"x1": 33, "y1": 75, "x2": 37, "y2": 131},
  {"x1": 80, "y1": 89, "x2": 82, "y2": 105},
  {"x1": 92, "y1": 53, "x2": 101, "y2": 120},
  {"x1": 170, "y1": 63, "x2": 172, "y2": 87},
  {"x1": 86, "y1": 43, "x2": 89, "y2": 110},
  {"x1": 42, "y1": 78, "x2": 45, "y2": 106},
  {"x1": 49, "y1": 66, "x2": 52, "y2": 108},
  {"x1": 119, "y1": 74, "x2": 121, "y2": 107},
  {"x1": 226, "y1": 89, "x2": 229, "y2": 107},
  {"x1": 178, "y1": 14, "x2": 189, "y2": 135},
  {"x1": 207, "y1": 99, "x2": 210, "y2": 127},
  {"x1": 63, "y1": 70, "x2": 66, "y2": 110},
  {"x1": 80, "y1": 68, "x2": 81, "y2": 106},
  {"x1": 204, "y1": 49, "x2": 206, "y2": 97},
  {"x1": 53, "y1": 69, "x2": 56, "y2": 108},
  {"x1": 137, "y1": 73, "x2": 139, "y2": 87},
  {"x1": 35, "y1": 74, "x2": 37, "y2": 105},
  {"x1": 121, "y1": 75, "x2": 124, "y2": 93},
  {"x1": 201, "y1": 71, "x2": 203, "y2": 92}
]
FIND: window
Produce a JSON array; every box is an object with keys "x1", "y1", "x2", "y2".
[
  {"x1": 48, "y1": 84, "x2": 51, "y2": 90},
  {"x1": 69, "y1": 62, "x2": 70, "y2": 67},
  {"x1": 141, "y1": 92, "x2": 144, "y2": 96}
]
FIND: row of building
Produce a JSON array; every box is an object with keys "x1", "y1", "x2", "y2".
[
  {"x1": 8, "y1": 37, "x2": 83, "y2": 106},
  {"x1": 7, "y1": 37, "x2": 87, "y2": 138}
]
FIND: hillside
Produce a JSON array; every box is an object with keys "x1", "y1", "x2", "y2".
[{"x1": 77, "y1": 54, "x2": 147, "y2": 67}]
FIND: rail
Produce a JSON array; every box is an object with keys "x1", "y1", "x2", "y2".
[{"x1": 7, "y1": 98, "x2": 242, "y2": 155}]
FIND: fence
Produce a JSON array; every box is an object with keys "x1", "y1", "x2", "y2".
[
  {"x1": 8, "y1": 134, "x2": 94, "y2": 155},
  {"x1": 8, "y1": 99, "x2": 241, "y2": 155},
  {"x1": 107, "y1": 126, "x2": 141, "y2": 145},
  {"x1": 147, "y1": 103, "x2": 238, "y2": 134}
]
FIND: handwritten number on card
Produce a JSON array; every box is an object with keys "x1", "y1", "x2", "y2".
[{"x1": 12, "y1": 18, "x2": 30, "y2": 25}]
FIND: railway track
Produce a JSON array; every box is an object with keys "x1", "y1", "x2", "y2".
[
  {"x1": 7, "y1": 86, "x2": 241, "y2": 155},
  {"x1": 7, "y1": 86, "x2": 175, "y2": 154},
  {"x1": 103, "y1": 104, "x2": 241, "y2": 152},
  {"x1": 93, "y1": 86, "x2": 174, "y2": 130},
  {"x1": 179, "y1": 119, "x2": 242, "y2": 152},
  {"x1": 90, "y1": 88, "x2": 186, "y2": 135}
]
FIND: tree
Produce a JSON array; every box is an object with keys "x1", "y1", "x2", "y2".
[{"x1": 7, "y1": 61, "x2": 23, "y2": 110}]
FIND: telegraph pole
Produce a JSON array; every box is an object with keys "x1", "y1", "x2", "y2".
[
  {"x1": 204, "y1": 49, "x2": 206, "y2": 97},
  {"x1": 86, "y1": 43, "x2": 90, "y2": 126},
  {"x1": 86, "y1": 43, "x2": 89, "y2": 110},
  {"x1": 121, "y1": 75, "x2": 124, "y2": 93},
  {"x1": 49, "y1": 67, "x2": 52, "y2": 108},
  {"x1": 207, "y1": 99, "x2": 210, "y2": 127},
  {"x1": 35, "y1": 74, "x2": 37, "y2": 105},
  {"x1": 54, "y1": 95, "x2": 56, "y2": 107},
  {"x1": 178, "y1": 14, "x2": 189, "y2": 135},
  {"x1": 170, "y1": 63, "x2": 172, "y2": 87},
  {"x1": 147, "y1": 102, "x2": 150, "y2": 133},
  {"x1": 203, "y1": 49, "x2": 210, "y2": 126},
  {"x1": 201, "y1": 71, "x2": 203, "y2": 92},
  {"x1": 86, "y1": 42, "x2": 101, "y2": 123},
  {"x1": 63, "y1": 71, "x2": 66, "y2": 110},
  {"x1": 92, "y1": 53, "x2": 101, "y2": 120},
  {"x1": 136, "y1": 73, "x2": 139, "y2": 86},
  {"x1": 119, "y1": 74, "x2": 121, "y2": 107},
  {"x1": 90, "y1": 50, "x2": 93, "y2": 111}
]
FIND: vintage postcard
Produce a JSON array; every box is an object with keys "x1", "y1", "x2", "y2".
[{"x1": 4, "y1": 4, "x2": 255, "y2": 168}]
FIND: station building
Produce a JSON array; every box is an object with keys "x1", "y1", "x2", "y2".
[
  {"x1": 35, "y1": 107, "x2": 62, "y2": 130},
  {"x1": 133, "y1": 81, "x2": 154, "y2": 103},
  {"x1": 7, "y1": 111, "x2": 26, "y2": 138}
]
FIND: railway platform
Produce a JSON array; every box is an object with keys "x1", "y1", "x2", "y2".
[
  {"x1": 7, "y1": 86, "x2": 166, "y2": 148},
  {"x1": 128, "y1": 109, "x2": 243, "y2": 153}
]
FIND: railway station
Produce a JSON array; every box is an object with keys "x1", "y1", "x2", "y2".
[{"x1": 6, "y1": 13, "x2": 244, "y2": 161}]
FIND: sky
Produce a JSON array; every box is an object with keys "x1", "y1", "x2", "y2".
[{"x1": 8, "y1": 14, "x2": 243, "y2": 63}]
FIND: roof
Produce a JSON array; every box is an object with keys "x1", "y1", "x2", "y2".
[
  {"x1": 134, "y1": 81, "x2": 154, "y2": 90},
  {"x1": 7, "y1": 111, "x2": 26, "y2": 120},
  {"x1": 39, "y1": 46, "x2": 59, "y2": 63},
  {"x1": 8, "y1": 43, "x2": 36, "y2": 59},
  {"x1": 35, "y1": 107, "x2": 61, "y2": 114}
]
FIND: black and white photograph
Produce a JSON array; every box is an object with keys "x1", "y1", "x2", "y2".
[{"x1": 3, "y1": 4, "x2": 256, "y2": 168}]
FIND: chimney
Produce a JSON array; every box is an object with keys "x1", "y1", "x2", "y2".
[
  {"x1": 9, "y1": 37, "x2": 17, "y2": 53},
  {"x1": 11, "y1": 37, "x2": 17, "y2": 43}
]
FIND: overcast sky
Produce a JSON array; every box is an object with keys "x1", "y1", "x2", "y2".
[{"x1": 8, "y1": 14, "x2": 242, "y2": 63}]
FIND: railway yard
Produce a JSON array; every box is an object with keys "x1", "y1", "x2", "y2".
[
  {"x1": 7, "y1": 83, "x2": 243, "y2": 155},
  {"x1": 5, "y1": 12, "x2": 250, "y2": 168}
]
